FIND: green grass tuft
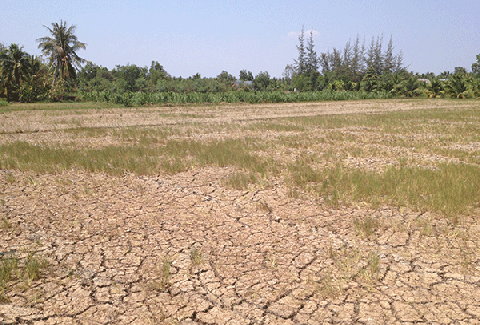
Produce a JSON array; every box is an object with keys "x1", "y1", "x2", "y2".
[
  {"x1": 190, "y1": 248, "x2": 203, "y2": 266},
  {"x1": 354, "y1": 217, "x2": 380, "y2": 238},
  {"x1": 223, "y1": 171, "x2": 258, "y2": 190},
  {"x1": 0, "y1": 255, "x2": 18, "y2": 288}
]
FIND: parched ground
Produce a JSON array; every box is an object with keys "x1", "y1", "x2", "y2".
[{"x1": 1, "y1": 99, "x2": 480, "y2": 324}]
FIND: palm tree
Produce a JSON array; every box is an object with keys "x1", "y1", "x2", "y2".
[
  {"x1": 37, "y1": 20, "x2": 86, "y2": 85},
  {"x1": 0, "y1": 43, "x2": 32, "y2": 101}
]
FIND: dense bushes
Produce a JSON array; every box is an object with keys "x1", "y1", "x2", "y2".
[
  {"x1": 77, "y1": 71, "x2": 480, "y2": 107},
  {"x1": 77, "y1": 89, "x2": 393, "y2": 106}
]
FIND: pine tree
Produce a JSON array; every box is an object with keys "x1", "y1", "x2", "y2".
[
  {"x1": 294, "y1": 26, "x2": 307, "y2": 74},
  {"x1": 350, "y1": 35, "x2": 365, "y2": 81},
  {"x1": 306, "y1": 31, "x2": 318, "y2": 73},
  {"x1": 373, "y1": 35, "x2": 384, "y2": 75},
  {"x1": 342, "y1": 40, "x2": 352, "y2": 78},
  {"x1": 319, "y1": 52, "x2": 331, "y2": 74},
  {"x1": 331, "y1": 48, "x2": 342, "y2": 72},
  {"x1": 384, "y1": 37, "x2": 395, "y2": 74}
]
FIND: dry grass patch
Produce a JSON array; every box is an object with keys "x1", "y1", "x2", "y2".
[
  {"x1": 287, "y1": 162, "x2": 480, "y2": 220},
  {"x1": 190, "y1": 248, "x2": 204, "y2": 266},
  {"x1": 0, "y1": 101, "x2": 121, "y2": 114},
  {"x1": 148, "y1": 257, "x2": 173, "y2": 292},
  {"x1": 223, "y1": 171, "x2": 258, "y2": 190},
  {"x1": 354, "y1": 217, "x2": 380, "y2": 238},
  {"x1": 1, "y1": 100, "x2": 479, "y2": 221}
]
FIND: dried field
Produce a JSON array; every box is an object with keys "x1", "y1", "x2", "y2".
[{"x1": 1, "y1": 99, "x2": 480, "y2": 324}]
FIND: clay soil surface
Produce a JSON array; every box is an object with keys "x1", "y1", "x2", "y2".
[{"x1": 1, "y1": 99, "x2": 480, "y2": 324}]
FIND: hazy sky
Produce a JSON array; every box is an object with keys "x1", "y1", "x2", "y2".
[{"x1": 1, "y1": 0, "x2": 479, "y2": 78}]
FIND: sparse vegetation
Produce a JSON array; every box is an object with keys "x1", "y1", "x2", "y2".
[
  {"x1": 24, "y1": 254, "x2": 48, "y2": 282},
  {"x1": 5, "y1": 172, "x2": 16, "y2": 183},
  {"x1": 149, "y1": 257, "x2": 172, "y2": 292},
  {"x1": 190, "y1": 248, "x2": 203, "y2": 266},
  {"x1": 365, "y1": 252, "x2": 381, "y2": 280},
  {"x1": 354, "y1": 217, "x2": 380, "y2": 238},
  {"x1": 0, "y1": 253, "x2": 48, "y2": 301},
  {"x1": 161, "y1": 258, "x2": 172, "y2": 285},
  {"x1": 315, "y1": 275, "x2": 343, "y2": 299},
  {"x1": 1, "y1": 217, "x2": 12, "y2": 229},
  {"x1": 0, "y1": 254, "x2": 18, "y2": 287},
  {"x1": 223, "y1": 171, "x2": 258, "y2": 190},
  {"x1": 257, "y1": 200, "x2": 273, "y2": 214}
]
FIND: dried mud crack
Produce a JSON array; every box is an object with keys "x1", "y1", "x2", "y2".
[{"x1": 1, "y1": 168, "x2": 479, "y2": 324}]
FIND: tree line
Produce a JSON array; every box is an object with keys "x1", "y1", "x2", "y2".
[
  {"x1": 1, "y1": 22, "x2": 480, "y2": 104},
  {"x1": 286, "y1": 27, "x2": 480, "y2": 99}
]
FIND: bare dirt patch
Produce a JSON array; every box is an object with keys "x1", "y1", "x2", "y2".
[
  {"x1": 1, "y1": 99, "x2": 480, "y2": 324},
  {"x1": 0, "y1": 99, "x2": 467, "y2": 135}
]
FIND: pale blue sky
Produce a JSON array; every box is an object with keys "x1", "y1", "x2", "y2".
[{"x1": 1, "y1": 0, "x2": 479, "y2": 78}]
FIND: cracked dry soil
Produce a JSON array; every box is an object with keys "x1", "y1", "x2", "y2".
[{"x1": 1, "y1": 100, "x2": 480, "y2": 324}]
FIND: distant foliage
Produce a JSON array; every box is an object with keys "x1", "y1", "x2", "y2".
[
  {"x1": 289, "y1": 32, "x2": 405, "y2": 92},
  {"x1": 0, "y1": 44, "x2": 52, "y2": 102},
  {"x1": 0, "y1": 44, "x2": 32, "y2": 101},
  {"x1": 77, "y1": 89, "x2": 393, "y2": 107},
  {"x1": 2, "y1": 21, "x2": 480, "y2": 103}
]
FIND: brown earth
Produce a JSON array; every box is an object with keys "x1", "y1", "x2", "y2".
[{"x1": 1, "y1": 100, "x2": 480, "y2": 324}]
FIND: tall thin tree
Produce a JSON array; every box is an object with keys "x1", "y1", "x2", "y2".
[
  {"x1": 306, "y1": 31, "x2": 318, "y2": 73},
  {"x1": 383, "y1": 37, "x2": 395, "y2": 74},
  {"x1": 37, "y1": 20, "x2": 86, "y2": 85},
  {"x1": 294, "y1": 26, "x2": 307, "y2": 74},
  {"x1": 350, "y1": 35, "x2": 365, "y2": 81}
]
